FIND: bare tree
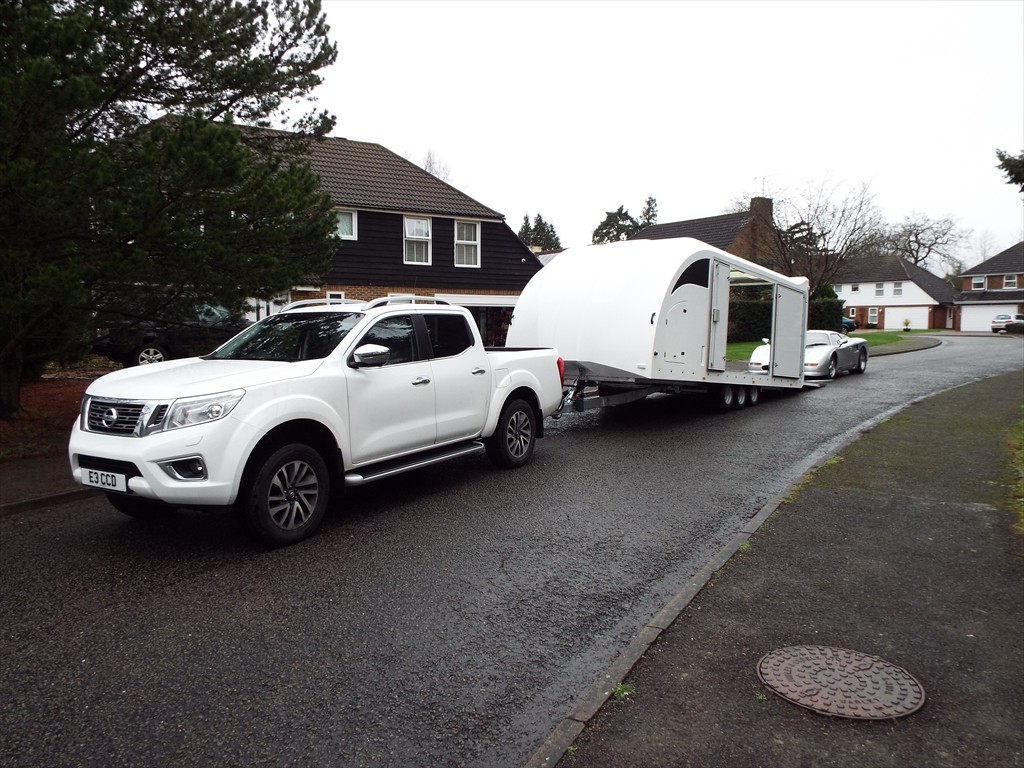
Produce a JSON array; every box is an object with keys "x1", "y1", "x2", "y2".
[
  {"x1": 764, "y1": 181, "x2": 886, "y2": 297},
  {"x1": 422, "y1": 149, "x2": 451, "y2": 182},
  {"x1": 886, "y1": 213, "x2": 969, "y2": 276}
]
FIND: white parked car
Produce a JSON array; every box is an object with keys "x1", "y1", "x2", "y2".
[
  {"x1": 991, "y1": 313, "x2": 1024, "y2": 332},
  {"x1": 748, "y1": 330, "x2": 868, "y2": 380}
]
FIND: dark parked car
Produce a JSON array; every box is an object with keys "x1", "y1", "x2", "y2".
[
  {"x1": 841, "y1": 316, "x2": 858, "y2": 332},
  {"x1": 93, "y1": 304, "x2": 250, "y2": 366}
]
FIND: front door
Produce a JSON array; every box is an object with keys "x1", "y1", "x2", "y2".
[{"x1": 347, "y1": 315, "x2": 436, "y2": 464}]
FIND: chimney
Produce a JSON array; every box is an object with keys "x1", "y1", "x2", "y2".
[{"x1": 750, "y1": 197, "x2": 773, "y2": 221}]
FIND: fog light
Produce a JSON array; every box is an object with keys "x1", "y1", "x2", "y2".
[{"x1": 159, "y1": 456, "x2": 208, "y2": 481}]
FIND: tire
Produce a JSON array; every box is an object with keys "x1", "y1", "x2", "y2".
[
  {"x1": 486, "y1": 398, "x2": 536, "y2": 469},
  {"x1": 746, "y1": 385, "x2": 761, "y2": 406},
  {"x1": 709, "y1": 384, "x2": 734, "y2": 411},
  {"x1": 826, "y1": 355, "x2": 838, "y2": 380},
  {"x1": 732, "y1": 385, "x2": 747, "y2": 409},
  {"x1": 244, "y1": 443, "x2": 330, "y2": 546},
  {"x1": 134, "y1": 343, "x2": 169, "y2": 366},
  {"x1": 852, "y1": 347, "x2": 868, "y2": 375},
  {"x1": 106, "y1": 492, "x2": 168, "y2": 519}
]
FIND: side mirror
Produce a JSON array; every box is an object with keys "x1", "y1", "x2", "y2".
[
  {"x1": 349, "y1": 343, "x2": 390, "y2": 368},
  {"x1": 762, "y1": 338, "x2": 770, "y2": 345}
]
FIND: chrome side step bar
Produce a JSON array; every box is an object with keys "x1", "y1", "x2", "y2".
[{"x1": 344, "y1": 441, "x2": 485, "y2": 486}]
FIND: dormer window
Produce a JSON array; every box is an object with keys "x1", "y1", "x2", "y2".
[
  {"x1": 1005, "y1": 274, "x2": 1018, "y2": 289},
  {"x1": 971, "y1": 276, "x2": 985, "y2": 290},
  {"x1": 404, "y1": 216, "x2": 432, "y2": 265}
]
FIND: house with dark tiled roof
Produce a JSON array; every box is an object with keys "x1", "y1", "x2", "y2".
[
  {"x1": 629, "y1": 197, "x2": 778, "y2": 265},
  {"x1": 832, "y1": 255, "x2": 959, "y2": 330},
  {"x1": 260, "y1": 135, "x2": 541, "y2": 346},
  {"x1": 956, "y1": 241, "x2": 1024, "y2": 331}
]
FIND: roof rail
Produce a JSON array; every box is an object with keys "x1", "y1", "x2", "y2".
[
  {"x1": 362, "y1": 295, "x2": 451, "y2": 309},
  {"x1": 280, "y1": 297, "x2": 365, "y2": 312}
]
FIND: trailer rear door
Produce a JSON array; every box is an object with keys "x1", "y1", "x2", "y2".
[
  {"x1": 707, "y1": 260, "x2": 731, "y2": 371},
  {"x1": 770, "y1": 284, "x2": 806, "y2": 378}
]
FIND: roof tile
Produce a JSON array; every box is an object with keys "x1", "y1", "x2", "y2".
[
  {"x1": 961, "y1": 241, "x2": 1024, "y2": 276},
  {"x1": 629, "y1": 211, "x2": 750, "y2": 250}
]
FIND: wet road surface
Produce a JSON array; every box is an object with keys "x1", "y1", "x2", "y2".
[{"x1": 1, "y1": 336, "x2": 1021, "y2": 767}]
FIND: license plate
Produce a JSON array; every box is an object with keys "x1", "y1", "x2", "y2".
[{"x1": 83, "y1": 469, "x2": 128, "y2": 493}]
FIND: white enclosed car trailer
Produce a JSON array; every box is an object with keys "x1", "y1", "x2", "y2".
[{"x1": 505, "y1": 237, "x2": 810, "y2": 412}]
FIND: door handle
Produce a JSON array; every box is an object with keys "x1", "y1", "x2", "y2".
[
  {"x1": 412, "y1": 377, "x2": 431, "y2": 386},
  {"x1": 471, "y1": 367, "x2": 487, "y2": 376}
]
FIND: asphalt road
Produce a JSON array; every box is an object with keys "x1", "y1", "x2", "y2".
[{"x1": 1, "y1": 336, "x2": 1022, "y2": 767}]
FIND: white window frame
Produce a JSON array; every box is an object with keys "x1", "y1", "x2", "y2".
[
  {"x1": 335, "y1": 209, "x2": 358, "y2": 240},
  {"x1": 971, "y1": 275, "x2": 985, "y2": 290},
  {"x1": 1005, "y1": 274, "x2": 1018, "y2": 289},
  {"x1": 893, "y1": 281, "x2": 903, "y2": 296},
  {"x1": 404, "y1": 216, "x2": 432, "y2": 265},
  {"x1": 833, "y1": 284, "x2": 842, "y2": 294},
  {"x1": 327, "y1": 291, "x2": 346, "y2": 301},
  {"x1": 454, "y1": 220, "x2": 481, "y2": 268},
  {"x1": 849, "y1": 307, "x2": 857, "y2": 318},
  {"x1": 875, "y1": 283, "x2": 885, "y2": 297},
  {"x1": 851, "y1": 283, "x2": 859, "y2": 293},
  {"x1": 868, "y1": 307, "x2": 879, "y2": 325}
]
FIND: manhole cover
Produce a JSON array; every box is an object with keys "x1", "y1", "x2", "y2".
[{"x1": 757, "y1": 645, "x2": 925, "y2": 719}]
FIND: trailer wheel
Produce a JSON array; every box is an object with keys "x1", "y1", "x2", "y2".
[
  {"x1": 486, "y1": 398, "x2": 536, "y2": 469},
  {"x1": 746, "y1": 386, "x2": 761, "y2": 406},
  {"x1": 732, "y1": 385, "x2": 747, "y2": 409},
  {"x1": 709, "y1": 384, "x2": 735, "y2": 411}
]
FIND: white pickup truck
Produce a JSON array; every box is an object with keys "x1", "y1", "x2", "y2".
[{"x1": 69, "y1": 297, "x2": 564, "y2": 545}]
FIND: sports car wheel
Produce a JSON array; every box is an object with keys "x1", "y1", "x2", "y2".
[
  {"x1": 486, "y1": 398, "x2": 536, "y2": 469},
  {"x1": 852, "y1": 347, "x2": 868, "y2": 374},
  {"x1": 245, "y1": 443, "x2": 330, "y2": 546},
  {"x1": 826, "y1": 355, "x2": 838, "y2": 380}
]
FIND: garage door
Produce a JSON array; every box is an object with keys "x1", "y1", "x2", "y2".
[{"x1": 961, "y1": 305, "x2": 1016, "y2": 332}]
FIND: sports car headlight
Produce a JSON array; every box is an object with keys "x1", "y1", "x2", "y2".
[{"x1": 164, "y1": 390, "x2": 244, "y2": 431}]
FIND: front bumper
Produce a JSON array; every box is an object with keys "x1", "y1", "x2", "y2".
[{"x1": 68, "y1": 417, "x2": 256, "y2": 507}]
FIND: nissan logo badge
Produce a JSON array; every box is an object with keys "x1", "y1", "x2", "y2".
[{"x1": 101, "y1": 407, "x2": 119, "y2": 428}]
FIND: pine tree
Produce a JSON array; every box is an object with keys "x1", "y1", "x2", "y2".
[{"x1": 0, "y1": 0, "x2": 339, "y2": 418}]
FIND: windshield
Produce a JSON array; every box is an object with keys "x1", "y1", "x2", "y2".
[{"x1": 207, "y1": 312, "x2": 363, "y2": 361}]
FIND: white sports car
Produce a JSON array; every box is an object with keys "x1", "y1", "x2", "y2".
[{"x1": 748, "y1": 330, "x2": 869, "y2": 380}]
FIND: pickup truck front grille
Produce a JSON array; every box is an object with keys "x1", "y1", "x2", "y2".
[
  {"x1": 86, "y1": 399, "x2": 147, "y2": 436},
  {"x1": 85, "y1": 398, "x2": 173, "y2": 436}
]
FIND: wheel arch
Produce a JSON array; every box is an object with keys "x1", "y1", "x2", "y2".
[
  {"x1": 241, "y1": 419, "x2": 344, "y2": 490},
  {"x1": 500, "y1": 386, "x2": 545, "y2": 438}
]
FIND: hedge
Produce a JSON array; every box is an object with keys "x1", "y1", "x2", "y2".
[{"x1": 728, "y1": 298, "x2": 845, "y2": 342}]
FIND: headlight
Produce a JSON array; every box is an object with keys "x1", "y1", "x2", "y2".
[{"x1": 164, "y1": 390, "x2": 244, "y2": 431}]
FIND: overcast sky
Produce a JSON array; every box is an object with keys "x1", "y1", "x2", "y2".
[{"x1": 314, "y1": 0, "x2": 1023, "y2": 264}]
